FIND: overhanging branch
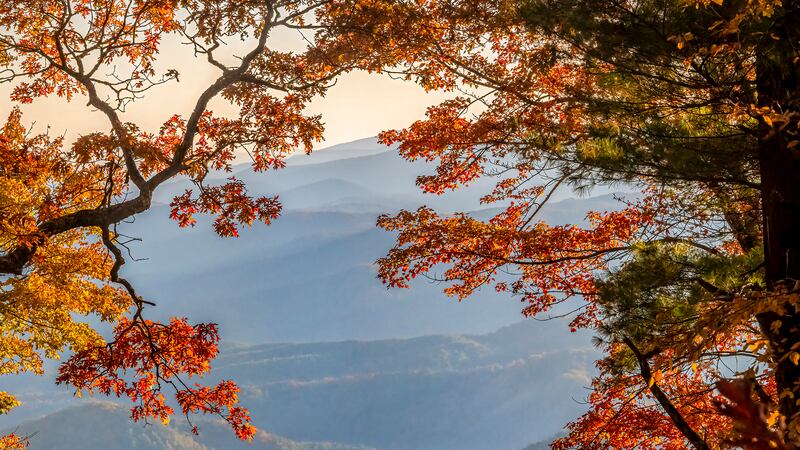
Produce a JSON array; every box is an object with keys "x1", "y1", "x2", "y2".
[{"x1": 622, "y1": 335, "x2": 711, "y2": 450}]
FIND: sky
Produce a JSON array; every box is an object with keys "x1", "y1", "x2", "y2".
[{"x1": 0, "y1": 26, "x2": 452, "y2": 151}]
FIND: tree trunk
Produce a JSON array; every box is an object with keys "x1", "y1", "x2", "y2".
[
  {"x1": 756, "y1": 1, "x2": 800, "y2": 431},
  {"x1": 759, "y1": 144, "x2": 800, "y2": 426}
]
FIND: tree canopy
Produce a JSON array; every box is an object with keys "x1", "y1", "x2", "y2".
[{"x1": 0, "y1": 0, "x2": 799, "y2": 449}]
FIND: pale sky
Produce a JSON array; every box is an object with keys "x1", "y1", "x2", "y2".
[{"x1": 0, "y1": 27, "x2": 452, "y2": 152}]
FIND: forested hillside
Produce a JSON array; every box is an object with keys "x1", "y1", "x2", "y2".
[{"x1": 6, "y1": 321, "x2": 594, "y2": 450}]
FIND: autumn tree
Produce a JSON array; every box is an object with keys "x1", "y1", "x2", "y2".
[
  {"x1": 350, "y1": 0, "x2": 800, "y2": 447},
  {"x1": 0, "y1": 0, "x2": 429, "y2": 443},
  {"x1": 3, "y1": 0, "x2": 799, "y2": 448}
]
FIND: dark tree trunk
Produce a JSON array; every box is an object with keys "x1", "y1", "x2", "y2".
[
  {"x1": 756, "y1": 1, "x2": 800, "y2": 428},
  {"x1": 759, "y1": 144, "x2": 800, "y2": 424}
]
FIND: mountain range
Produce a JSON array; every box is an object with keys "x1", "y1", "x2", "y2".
[
  {"x1": 5, "y1": 402, "x2": 376, "y2": 450},
  {"x1": 7, "y1": 320, "x2": 592, "y2": 450},
  {"x1": 2, "y1": 137, "x2": 628, "y2": 449}
]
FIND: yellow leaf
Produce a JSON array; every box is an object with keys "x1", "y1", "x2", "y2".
[
  {"x1": 767, "y1": 410, "x2": 781, "y2": 427},
  {"x1": 653, "y1": 370, "x2": 663, "y2": 383}
]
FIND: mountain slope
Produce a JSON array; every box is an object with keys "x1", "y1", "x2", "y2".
[
  {"x1": 206, "y1": 320, "x2": 594, "y2": 450},
  {"x1": 130, "y1": 137, "x2": 631, "y2": 344},
  {"x1": 7, "y1": 402, "x2": 374, "y2": 450},
  {"x1": 276, "y1": 178, "x2": 375, "y2": 210},
  {"x1": 156, "y1": 137, "x2": 623, "y2": 213},
  {"x1": 119, "y1": 188, "x2": 626, "y2": 344},
  {"x1": 3, "y1": 321, "x2": 594, "y2": 450},
  {"x1": 0, "y1": 137, "x2": 624, "y2": 448},
  {"x1": 285, "y1": 137, "x2": 390, "y2": 166}
]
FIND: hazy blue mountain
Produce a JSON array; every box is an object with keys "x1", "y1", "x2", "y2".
[
  {"x1": 470, "y1": 193, "x2": 631, "y2": 226},
  {"x1": 154, "y1": 137, "x2": 629, "y2": 213},
  {"x1": 276, "y1": 178, "x2": 374, "y2": 210},
  {"x1": 523, "y1": 438, "x2": 561, "y2": 450},
  {"x1": 116, "y1": 137, "x2": 630, "y2": 344},
  {"x1": 1, "y1": 137, "x2": 627, "y2": 448},
  {"x1": 207, "y1": 320, "x2": 594, "y2": 450},
  {"x1": 285, "y1": 138, "x2": 390, "y2": 166},
  {"x1": 130, "y1": 137, "x2": 630, "y2": 346},
  {"x1": 7, "y1": 402, "x2": 375, "y2": 450},
  {"x1": 114, "y1": 193, "x2": 624, "y2": 345},
  {"x1": 116, "y1": 206, "x2": 522, "y2": 344},
  {"x1": 6, "y1": 321, "x2": 594, "y2": 450}
]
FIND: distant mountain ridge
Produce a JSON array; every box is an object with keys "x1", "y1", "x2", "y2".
[
  {"x1": 0, "y1": 137, "x2": 626, "y2": 449},
  {"x1": 5, "y1": 321, "x2": 594, "y2": 450},
  {"x1": 157, "y1": 136, "x2": 630, "y2": 212},
  {"x1": 6, "y1": 402, "x2": 376, "y2": 450},
  {"x1": 284, "y1": 137, "x2": 390, "y2": 166}
]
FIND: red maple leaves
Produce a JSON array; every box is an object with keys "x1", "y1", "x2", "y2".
[{"x1": 57, "y1": 317, "x2": 256, "y2": 441}]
